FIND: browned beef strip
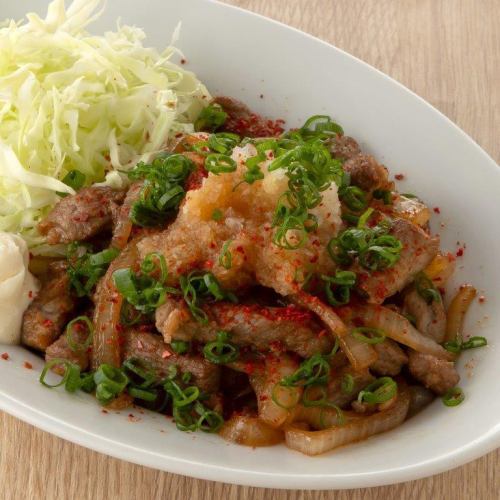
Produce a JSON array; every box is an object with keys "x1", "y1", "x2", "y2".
[
  {"x1": 155, "y1": 300, "x2": 334, "y2": 357},
  {"x1": 370, "y1": 338, "x2": 408, "y2": 376},
  {"x1": 45, "y1": 327, "x2": 90, "y2": 375},
  {"x1": 21, "y1": 262, "x2": 76, "y2": 352},
  {"x1": 326, "y1": 134, "x2": 361, "y2": 161},
  {"x1": 343, "y1": 154, "x2": 389, "y2": 192},
  {"x1": 408, "y1": 351, "x2": 459, "y2": 395},
  {"x1": 38, "y1": 186, "x2": 126, "y2": 244},
  {"x1": 122, "y1": 330, "x2": 220, "y2": 393},
  {"x1": 212, "y1": 96, "x2": 284, "y2": 137},
  {"x1": 353, "y1": 218, "x2": 439, "y2": 303},
  {"x1": 403, "y1": 287, "x2": 446, "y2": 343}
]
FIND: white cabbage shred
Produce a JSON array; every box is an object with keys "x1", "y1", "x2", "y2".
[{"x1": 0, "y1": 0, "x2": 210, "y2": 253}]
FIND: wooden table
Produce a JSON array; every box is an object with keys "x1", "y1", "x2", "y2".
[{"x1": 1, "y1": 1, "x2": 498, "y2": 498}]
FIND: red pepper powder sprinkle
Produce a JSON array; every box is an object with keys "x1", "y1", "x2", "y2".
[
  {"x1": 433, "y1": 207, "x2": 441, "y2": 214},
  {"x1": 42, "y1": 319, "x2": 53, "y2": 328},
  {"x1": 456, "y1": 247, "x2": 464, "y2": 257},
  {"x1": 162, "y1": 350, "x2": 172, "y2": 359},
  {"x1": 101, "y1": 409, "x2": 108, "y2": 414},
  {"x1": 180, "y1": 58, "x2": 186, "y2": 65},
  {"x1": 478, "y1": 295, "x2": 486, "y2": 303},
  {"x1": 23, "y1": 361, "x2": 33, "y2": 370},
  {"x1": 1, "y1": 352, "x2": 9, "y2": 360},
  {"x1": 395, "y1": 174, "x2": 405, "y2": 180}
]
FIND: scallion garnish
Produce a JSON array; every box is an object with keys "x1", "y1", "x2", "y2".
[
  {"x1": 357, "y1": 377, "x2": 397, "y2": 404},
  {"x1": 194, "y1": 104, "x2": 227, "y2": 132},
  {"x1": 128, "y1": 154, "x2": 194, "y2": 227},
  {"x1": 211, "y1": 208, "x2": 223, "y2": 221},
  {"x1": 341, "y1": 373, "x2": 355, "y2": 394},
  {"x1": 203, "y1": 330, "x2": 239, "y2": 364},
  {"x1": 94, "y1": 364, "x2": 129, "y2": 405},
  {"x1": 443, "y1": 335, "x2": 487, "y2": 354},
  {"x1": 57, "y1": 170, "x2": 86, "y2": 196},
  {"x1": 205, "y1": 153, "x2": 237, "y2": 174},
  {"x1": 442, "y1": 387, "x2": 465, "y2": 407},
  {"x1": 279, "y1": 353, "x2": 331, "y2": 387},
  {"x1": 67, "y1": 243, "x2": 119, "y2": 297},
  {"x1": 171, "y1": 340, "x2": 190, "y2": 355},
  {"x1": 321, "y1": 270, "x2": 356, "y2": 306},
  {"x1": 415, "y1": 272, "x2": 441, "y2": 304},
  {"x1": 65, "y1": 316, "x2": 93, "y2": 352},
  {"x1": 351, "y1": 327, "x2": 386, "y2": 344},
  {"x1": 339, "y1": 185, "x2": 367, "y2": 211},
  {"x1": 219, "y1": 240, "x2": 233, "y2": 270},
  {"x1": 373, "y1": 189, "x2": 393, "y2": 205},
  {"x1": 179, "y1": 271, "x2": 237, "y2": 324}
]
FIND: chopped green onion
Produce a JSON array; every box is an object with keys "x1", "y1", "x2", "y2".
[
  {"x1": 128, "y1": 154, "x2": 194, "y2": 227},
  {"x1": 203, "y1": 330, "x2": 239, "y2": 364},
  {"x1": 94, "y1": 364, "x2": 129, "y2": 405},
  {"x1": 219, "y1": 240, "x2": 233, "y2": 270},
  {"x1": 322, "y1": 270, "x2": 357, "y2": 306},
  {"x1": 207, "y1": 132, "x2": 240, "y2": 154},
  {"x1": 302, "y1": 385, "x2": 328, "y2": 407},
  {"x1": 444, "y1": 335, "x2": 487, "y2": 353},
  {"x1": 271, "y1": 384, "x2": 301, "y2": 409},
  {"x1": 341, "y1": 374, "x2": 355, "y2": 394},
  {"x1": 211, "y1": 208, "x2": 223, "y2": 221},
  {"x1": 194, "y1": 104, "x2": 227, "y2": 132},
  {"x1": 279, "y1": 353, "x2": 330, "y2": 387},
  {"x1": 40, "y1": 359, "x2": 80, "y2": 390},
  {"x1": 358, "y1": 377, "x2": 397, "y2": 404},
  {"x1": 65, "y1": 316, "x2": 93, "y2": 352},
  {"x1": 205, "y1": 153, "x2": 237, "y2": 174},
  {"x1": 171, "y1": 340, "x2": 190, "y2": 355},
  {"x1": 128, "y1": 386, "x2": 158, "y2": 402},
  {"x1": 340, "y1": 186, "x2": 367, "y2": 211},
  {"x1": 357, "y1": 208, "x2": 374, "y2": 229},
  {"x1": 57, "y1": 170, "x2": 86, "y2": 196},
  {"x1": 373, "y1": 189, "x2": 393, "y2": 205},
  {"x1": 415, "y1": 272, "x2": 441, "y2": 304},
  {"x1": 122, "y1": 358, "x2": 157, "y2": 388},
  {"x1": 351, "y1": 327, "x2": 386, "y2": 345},
  {"x1": 442, "y1": 387, "x2": 465, "y2": 407}
]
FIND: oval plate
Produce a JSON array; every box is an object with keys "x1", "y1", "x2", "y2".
[{"x1": 1, "y1": 0, "x2": 499, "y2": 490}]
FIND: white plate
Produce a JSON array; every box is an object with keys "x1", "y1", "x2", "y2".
[{"x1": 1, "y1": 0, "x2": 499, "y2": 490}]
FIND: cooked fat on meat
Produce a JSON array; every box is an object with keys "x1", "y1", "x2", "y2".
[
  {"x1": 155, "y1": 299, "x2": 334, "y2": 358},
  {"x1": 21, "y1": 261, "x2": 76, "y2": 351},
  {"x1": 371, "y1": 338, "x2": 409, "y2": 376},
  {"x1": 408, "y1": 351, "x2": 459, "y2": 395},
  {"x1": 354, "y1": 218, "x2": 439, "y2": 303},
  {"x1": 38, "y1": 186, "x2": 125, "y2": 244},
  {"x1": 123, "y1": 330, "x2": 220, "y2": 393}
]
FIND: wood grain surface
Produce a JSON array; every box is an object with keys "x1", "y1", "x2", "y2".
[{"x1": 1, "y1": 1, "x2": 499, "y2": 499}]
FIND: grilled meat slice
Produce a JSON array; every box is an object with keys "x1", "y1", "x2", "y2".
[
  {"x1": 408, "y1": 351, "x2": 459, "y2": 395},
  {"x1": 45, "y1": 327, "x2": 90, "y2": 374},
  {"x1": 343, "y1": 154, "x2": 389, "y2": 192},
  {"x1": 370, "y1": 338, "x2": 409, "y2": 376},
  {"x1": 38, "y1": 186, "x2": 126, "y2": 244},
  {"x1": 21, "y1": 262, "x2": 76, "y2": 351},
  {"x1": 155, "y1": 300, "x2": 334, "y2": 357},
  {"x1": 354, "y1": 218, "x2": 439, "y2": 303},
  {"x1": 326, "y1": 134, "x2": 361, "y2": 161},
  {"x1": 123, "y1": 330, "x2": 220, "y2": 393}
]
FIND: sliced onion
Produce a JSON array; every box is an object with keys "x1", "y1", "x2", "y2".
[
  {"x1": 293, "y1": 404, "x2": 359, "y2": 430},
  {"x1": 92, "y1": 242, "x2": 138, "y2": 369},
  {"x1": 291, "y1": 292, "x2": 377, "y2": 370},
  {"x1": 424, "y1": 252, "x2": 456, "y2": 286},
  {"x1": 249, "y1": 353, "x2": 302, "y2": 429},
  {"x1": 285, "y1": 389, "x2": 410, "y2": 456},
  {"x1": 111, "y1": 182, "x2": 143, "y2": 250},
  {"x1": 220, "y1": 416, "x2": 284, "y2": 447},
  {"x1": 343, "y1": 305, "x2": 454, "y2": 361},
  {"x1": 445, "y1": 284, "x2": 477, "y2": 342}
]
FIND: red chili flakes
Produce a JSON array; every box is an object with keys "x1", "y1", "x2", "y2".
[
  {"x1": 116, "y1": 323, "x2": 125, "y2": 334},
  {"x1": 162, "y1": 350, "x2": 172, "y2": 359},
  {"x1": 243, "y1": 362, "x2": 254, "y2": 375},
  {"x1": 42, "y1": 319, "x2": 53, "y2": 328},
  {"x1": 1, "y1": 352, "x2": 9, "y2": 360},
  {"x1": 309, "y1": 255, "x2": 319, "y2": 264},
  {"x1": 101, "y1": 409, "x2": 108, "y2": 414},
  {"x1": 28, "y1": 290, "x2": 33, "y2": 299},
  {"x1": 478, "y1": 295, "x2": 486, "y2": 303},
  {"x1": 128, "y1": 414, "x2": 141, "y2": 423},
  {"x1": 259, "y1": 394, "x2": 268, "y2": 401},
  {"x1": 395, "y1": 174, "x2": 405, "y2": 180},
  {"x1": 269, "y1": 340, "x2": 285, "y2": 353},
  {"x1": 180, "y1": 58, "x2": 187, "y2": 65},
  {"x1": 433, "y1": 207, "x2": 441, "y2": 214},
  {"x1": 456, "y1": 247, "x2": 464, "y2": 257},
  {"x1": 317, "y1": 329, "x2": 328, "y2": 339},
  {"x1": 23, "y1": 361, "x2": 33, "y2": 370},
  {"x1": 204, "y1": 260, "x2": 214, "y2": 269},
  {"x1": 209, "y1": 242, "x2": 216, "y2": 249}
]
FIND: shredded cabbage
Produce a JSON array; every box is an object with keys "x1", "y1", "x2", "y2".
[{"x1": 0, "y1": 0, "x2": 210, "y2": 253}]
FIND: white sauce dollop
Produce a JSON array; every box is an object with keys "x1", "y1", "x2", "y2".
[{"x1": 0, "y1": 232, "x2": 39, "y2": 344}]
